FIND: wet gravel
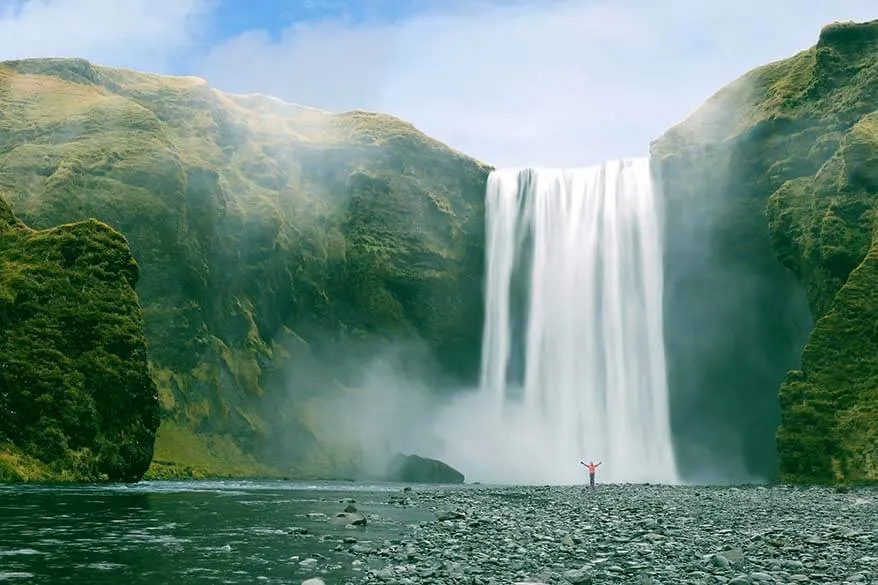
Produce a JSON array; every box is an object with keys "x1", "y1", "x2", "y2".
[{"x1": 305, "y1": 484, "x2": 877, "y2": 585}]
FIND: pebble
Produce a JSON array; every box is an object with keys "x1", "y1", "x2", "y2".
[{"x1": 335, "y1": 484, "x2": 877, "y2": 585}]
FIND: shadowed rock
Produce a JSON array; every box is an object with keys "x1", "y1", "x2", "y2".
[{"x1": 385, "y1": 453, "x2": 465, "y2": 484}]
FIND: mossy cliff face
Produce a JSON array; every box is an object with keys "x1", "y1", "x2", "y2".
[
  {"x1": 0, "y1": 59, "x2": 490, "y2": 478},
  {"x1": 652, "y1": 20, "x2": 878, "y2": 484},
  {"x1": 0, "y1": 195, "x2": 159, "y2": 482}
]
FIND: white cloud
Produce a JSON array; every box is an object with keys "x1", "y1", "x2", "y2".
[
  {"x1": 0, "y1": 0, "x2": 874, "y2": 167},
  {"x1": 0, "y1": 0, "x2": 211, "y2": 71},
  {"x1": 194, "y1": 0, "x2": 878, "y2": 167}
]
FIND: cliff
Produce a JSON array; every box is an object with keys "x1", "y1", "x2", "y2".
[
  {"x1": 0, "y1": 58, "x2": 490, "y2": 478},
  {"x1": 652, "y1": 20, "x2": 878, "y2": 484},
  {"x1": 0, "y1": 196, "x2": 159, "y2": 481}
]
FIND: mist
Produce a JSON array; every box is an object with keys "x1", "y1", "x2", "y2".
[
  {"x1": 430, "y1": 387, "x2": 583, "y2": 485},
  {"x1": 274, "y1": 319, "x2": 598, "y2": 485},
  {"x1": 653, "y1": 75, "x2": 815, "y2": 484},
  {"x1": 294, "y1": 106, "x2": 817, "y2": 488},
  {"x1": 297, "y1": 160, "x2": 686, "y2": 488},
  {"x1": 276, "y1": 338, "x2": 541, "y2": 484},
  {"x1": 220, "y1": 50, "x2": 820, "y2": 489},
  {"x1": 299, "y1": 344, "x2": 444, "y2": 479},
  {"x1": 299, "y1": 354, "x2": 594, "y2": 486}
]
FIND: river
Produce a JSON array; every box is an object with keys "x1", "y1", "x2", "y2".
[{"x1": 0, "y1": 480, "x2": 442, "y2": 584}]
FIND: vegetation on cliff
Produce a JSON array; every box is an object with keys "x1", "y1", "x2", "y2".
[
  {"x1": 0, "y1": 195, "x2": 159, "y2": 482},
  {"x1": 653, "y1": 19, "x2": 877, "y2": 483},
  {"x1": 0, "y1": 58, "x2": 490, "y2": 478}
]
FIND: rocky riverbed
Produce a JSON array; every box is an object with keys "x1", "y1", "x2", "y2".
[{"x1": 304, "y1": 484, "x2": 876, "y2": 585}]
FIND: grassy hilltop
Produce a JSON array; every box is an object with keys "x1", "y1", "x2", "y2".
[
  {"x1": 0, "y1": 58, "x2": 490, "y2": 479},
  {"x1": 653, "y1": 20, "x2": 877, "y2": 484},
  {"x1": 0, "y1": 195, "x2": 158, "y2": 481}
]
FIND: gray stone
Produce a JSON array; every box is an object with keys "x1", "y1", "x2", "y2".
[
  {"x1": 296, "y1": 483, "x2": 878, "y2": 585},
  {"x1": 329, "y1": 512, "x2": 367, "y2": 526},
  {"x1": 562, "y1": 567, "x2": 593, "y2": 584},
  {"x1": 436, "y1": 510, "x2": 465, "y2": 521},
  {"x1": 374, "y1": 567, "x2": 395, "y2": 580},
  {"x1": 722, "y1": 547, "x2": 745, "y2": 566}
]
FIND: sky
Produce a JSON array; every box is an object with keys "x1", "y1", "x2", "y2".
[{"x1": 0, "y1": 0, "x2": 875, "y2": 167}]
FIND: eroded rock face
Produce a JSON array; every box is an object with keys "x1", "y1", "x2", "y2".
[
  {"x1": 0, "y1": 196, "x2": 159, "y2": 482},
  {"x1": 653, "y1": 19, "x2": 878, "y2": 484},
  {"x1": 384, "y1": 453, "x2": 465, "y2": 484}
]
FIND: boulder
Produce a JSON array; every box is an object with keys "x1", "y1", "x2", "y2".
[{"x1": 384, "y1": 453, "x2": 465, "y2": 484}]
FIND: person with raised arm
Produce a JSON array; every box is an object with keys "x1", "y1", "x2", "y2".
[{"x1": 579, "y1": 460, "x2": 602, "y2": 489}]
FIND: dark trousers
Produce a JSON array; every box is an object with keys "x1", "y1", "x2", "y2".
[{"x1": 589, "y1": 473, "x2": 595, "y2": 489}]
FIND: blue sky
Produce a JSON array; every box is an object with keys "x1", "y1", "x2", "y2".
[
  {"x1": 0, "y1": 1, "x2": 876, "y2": 166},
  {"x1": 208, "y1": 0, "x2": 296, "y2": 41},
  {"x1": 206, "y1": 0, "x2": 432, "y2": 42}
]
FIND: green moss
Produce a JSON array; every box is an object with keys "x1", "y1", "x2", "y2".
[
  {"x1": 0, "y1": 195, "x2": 159, "y2": 482},
  {"x1": 653, "y1": 19, "x2": 878, "y2": 484},
  {"x1": 0, "y1": 443, "x2": 54, "y2": 482},
  {"x1": 144, "y1": 422, "x2": 278, "y2": 479},
  {"x1": 783, "y1": 231, "x2": 878, "y2": 482},
  {"x1": 0, "y1": 57, "x2": 491, "y2": 478}
]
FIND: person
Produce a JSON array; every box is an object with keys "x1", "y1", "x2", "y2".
[{"x1": 579, "y1": 460, "x2": 602, "y2": 489}]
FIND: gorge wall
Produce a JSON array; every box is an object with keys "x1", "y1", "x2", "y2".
[
  {"x1": 1, "y1": 19, "x2": 875, "y2": 484},
  {"x1": 0, "y1": 58, "x2": 489, "y2": 479},
  {"x1": 0, "y1": 195, "x2": 158, "y2": 481},
  {"x1": 653, "y1": 19, "x2": 877, "y2": 484}
]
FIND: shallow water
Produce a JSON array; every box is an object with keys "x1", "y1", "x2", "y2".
[{"x1": 0, "y1": 480, "x2": 442, "y2": 584}]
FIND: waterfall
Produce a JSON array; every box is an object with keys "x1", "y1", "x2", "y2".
[{"x1": 477, "y1": 158, "x2": 678, "y2": 485}]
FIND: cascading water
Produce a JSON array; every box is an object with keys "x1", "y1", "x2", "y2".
[{"x1": 476, "y1": 158, "x2": 678, "y2": 485}]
